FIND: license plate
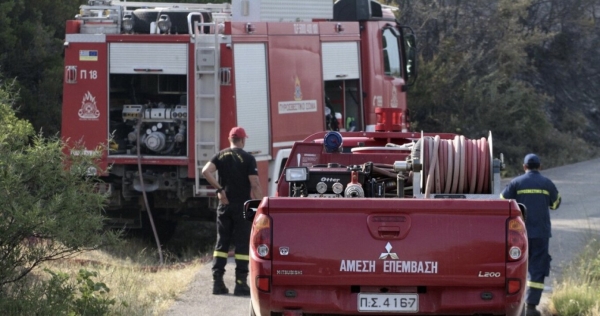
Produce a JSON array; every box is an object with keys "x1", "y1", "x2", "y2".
[{"x1": 357, "y1": 293, "x2": 418, "y2": 312}]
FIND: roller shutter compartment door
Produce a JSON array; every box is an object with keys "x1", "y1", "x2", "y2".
[
  {"x1": 233, "y1": 43, "x2": 270, "y2": 156},
  {"x1": 109, "y1": 43, "x2": 187, "y2": 74}
]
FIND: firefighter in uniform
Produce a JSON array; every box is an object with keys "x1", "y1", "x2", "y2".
[
  {"x1": 500, "y1": 153, "x2": 561, "y2": 316},
  {"x1": 202, "y1": 127, "x2": 263, "y2": 296}
]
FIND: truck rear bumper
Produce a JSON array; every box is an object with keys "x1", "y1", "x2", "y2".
[{"x1": 252, "y1": 285, "x2": 524, "y2": 316}]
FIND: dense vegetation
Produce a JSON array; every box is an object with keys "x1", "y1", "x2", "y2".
[
  {"x1": 0, "y1": 78, "x2": 119, "y2": 313},
  {"x1": 391, "y1": 0, "x2": 600, "y2": 173},
  {"x1": 0, "y1": 0, "x2": 598, "y2": 173}
]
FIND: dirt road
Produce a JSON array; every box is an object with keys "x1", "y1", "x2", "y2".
[{"x1": 166, "y1": 158, "x2": 600, "y2": 316}]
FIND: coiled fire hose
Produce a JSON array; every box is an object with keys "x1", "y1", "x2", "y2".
[{"x1": 422, "y1": 135, "x2": 491, "y2": 198}]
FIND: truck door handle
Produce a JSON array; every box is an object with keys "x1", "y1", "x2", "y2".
[
  {"x1": 367, "y1": 214, "x2": 411, "y2": 240},
  {"x1": 133, "y1": 68, "x2": 164, "y2": 73},
  {"x1": 378, "y1": 226, "x2": 400, "y2": 238}
]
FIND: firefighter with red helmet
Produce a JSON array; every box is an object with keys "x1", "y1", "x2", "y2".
[{"x1": 202, "y1": 127, "x2": 263, "y2": 296}]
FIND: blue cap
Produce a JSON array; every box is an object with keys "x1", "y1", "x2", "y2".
[{"x1": 524, "y1": 153, "x2": 540, "y2": 165}]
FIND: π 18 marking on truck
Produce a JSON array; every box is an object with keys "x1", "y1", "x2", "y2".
[{"x1": 61, "y1": 0, "x2": 416, "y2": 236}]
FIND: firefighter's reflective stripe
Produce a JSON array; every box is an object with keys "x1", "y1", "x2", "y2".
[
  {"x1": 550, "y1": 194, "x2": 562, "y2": 210},
  {"x1": 504, "y1": 187, "x2": 561, "y2": 211},
  {"x1": 517, "y1": 189, "x2": 549, "y2": 195},
  {"x1": 235, "y1": 254, "x2": 250, "y2": 261},
  {"x1": 214, "y1": 251, "x2": 228, "y2": 259},
  {"x1": 527, "y1": 281, "x2": 545, "y2": 289}
]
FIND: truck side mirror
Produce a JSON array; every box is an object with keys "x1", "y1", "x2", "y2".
[
  {"x1": 399, "y1": 25, "x2": 418, "y2": 86},
  {"x1": 244, "y1": 199, "x2": 261, "y2": 222}
]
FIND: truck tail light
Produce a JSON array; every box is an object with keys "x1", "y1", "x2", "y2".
[
  {"x1": 251, "y1": 213, "x2": 272, "y2": 260},
  {"x1": 256, "y1": 276, "x2": 271, "y2": 292},
  {"x1": 506, "y1": 278, "x2": 522, "y2": 295},
  {"x1": 506, "y1": 217, "x2": 527, "y2": 262}
]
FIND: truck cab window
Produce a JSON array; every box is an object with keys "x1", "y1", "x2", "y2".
[
  {"x1": 324, "y1": 80, "x2": 363, "y2": 132},
  {"x1": 382, "y1": 28, "x2": 402, "y2": 78}
]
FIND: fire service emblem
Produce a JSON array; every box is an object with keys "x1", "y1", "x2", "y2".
[
  {"x1": 293, "y1": 75, "x2": 303, "y2": 101},
  {"x1": 78, "y1": 91, "x2": 100, "y2": 120}
]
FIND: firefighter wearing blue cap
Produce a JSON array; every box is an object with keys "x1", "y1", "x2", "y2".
[{"x1": 500, "y1": 153, "x2": 561, "y2": 316}]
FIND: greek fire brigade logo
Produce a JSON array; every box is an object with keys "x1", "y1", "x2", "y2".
[
  {"x1": 293, "y1": 75, "x2": 303, "y2": 101},
  {"x1": 379, "y1": 242, "x2": 399, "y2": 260},
  {"x1": 277, "y1": 75, "x2": 316, "y2": 114},
  {"x1": 390, "y1": 87, "x2": 398, "y2": 108},
  {"x1": 78, "y1": 91, "x2": 100, "y2": 120}
]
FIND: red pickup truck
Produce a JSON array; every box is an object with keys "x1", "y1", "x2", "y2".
[{"x1": 246, "y1": 131, "x2": 527, "y2": 316}]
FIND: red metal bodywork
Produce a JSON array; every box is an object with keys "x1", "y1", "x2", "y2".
[
  {"x1": 61, "y1": 15, "x2": 406, "y2": 219},
  {"x1": 62, "y1": 41, "x2": 110, "y2": 172},
  {"x1": 360, "y1": 21, "x2": 408, "y2": 126},
  {"x1": 249, "y1": 132, "x2": 528, "y2": 316}
]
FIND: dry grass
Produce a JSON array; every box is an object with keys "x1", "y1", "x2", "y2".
[
  {"x1": 550, "y1": 283, "x2": 600, "y2": 316},
  {"x1": 35, "y1": 246, "x2": 204, "y2": 315},
  {"x1": 550, "y1": 238, "x2": 600, "y2": 316},
  {"x1": 32, "y1": 221, "x2": 217, "y2": 316}
]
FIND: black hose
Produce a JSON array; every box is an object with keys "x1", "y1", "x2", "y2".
[{"x1": 136, "y1": 105, "x2": 164, "y2": 265}]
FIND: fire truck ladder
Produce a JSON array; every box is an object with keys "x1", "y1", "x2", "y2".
[{"x1": 192, "y1": 15, "x2": 221, "y2": 196}]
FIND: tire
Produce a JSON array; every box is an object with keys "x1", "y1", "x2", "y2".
[{"x1": 132, "y1": 9, "x2": 212, "y2": 34}]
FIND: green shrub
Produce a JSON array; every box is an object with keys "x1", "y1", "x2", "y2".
[
  {"x1": 72, "y1": 269, "x2": 116, "y2": 315},
  {"x1": 0, "y1": 269, "x2": 117, "y2": 316}
]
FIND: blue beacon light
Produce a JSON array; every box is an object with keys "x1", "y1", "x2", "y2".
[{"x1": 324, "y1": 131, "x2": 343, "y2": 153}]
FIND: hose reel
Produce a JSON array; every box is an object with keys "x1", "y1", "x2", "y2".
[{"x1": 419, "y1": 133, "x2": 494, "y2": 196}]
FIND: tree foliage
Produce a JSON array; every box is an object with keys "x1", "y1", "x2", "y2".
[
  {"x1": 0, "y1": 0, "x2": 83, "y2": 136},
  {"x1": 392, "y1": 0, "x2": 600, "y2": 173},
  {"x1": 527, "y1": 0, "x2": 600, "y2": 142},
  {"x1": 0, "y1": 78, "x2": 116, "y2": 293}
]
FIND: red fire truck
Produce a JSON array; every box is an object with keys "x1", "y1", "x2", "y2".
[{"x1": 61, "y1": 0, "x2": 416, "y2": 233}]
